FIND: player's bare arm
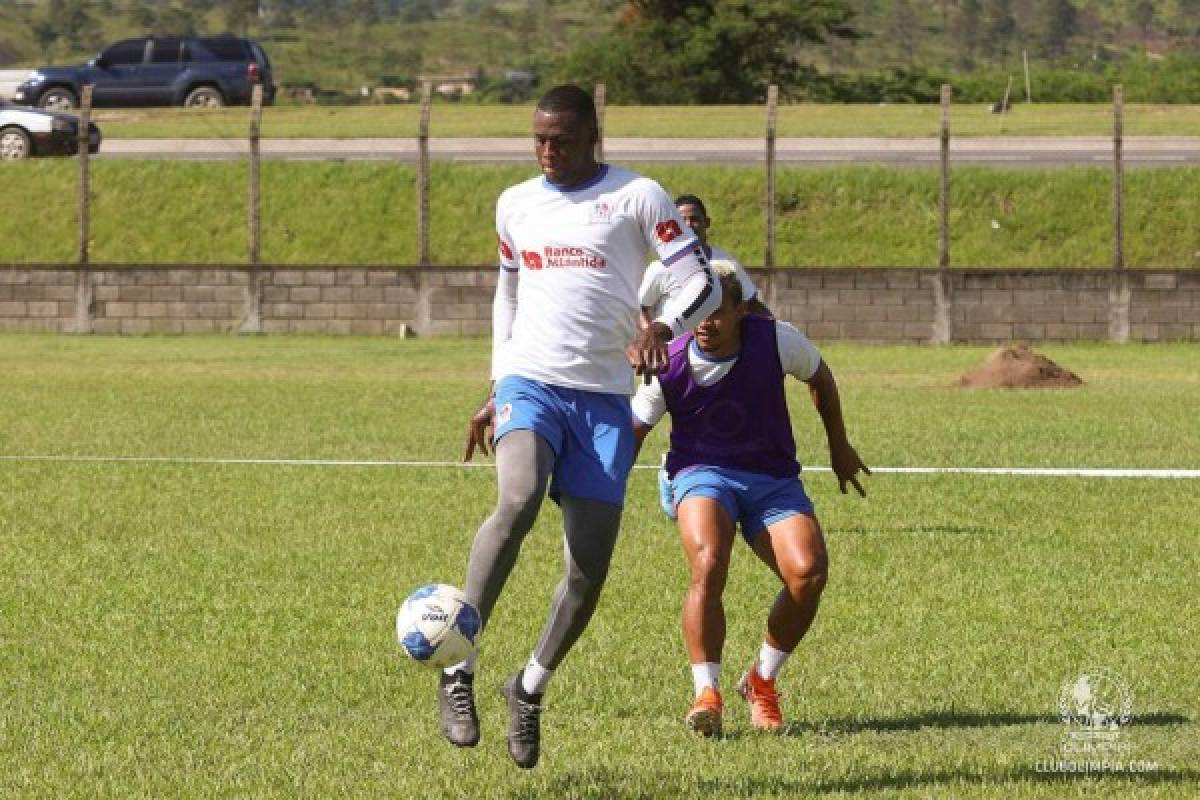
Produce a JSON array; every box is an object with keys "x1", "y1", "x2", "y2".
[
  {"x1": 804, "y1": 361, "x2": 871, "y2": 497},
  {"x1": 463, "y1": 383, "x2": 496, "y2": 461}
]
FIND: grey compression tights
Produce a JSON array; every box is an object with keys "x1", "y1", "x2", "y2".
[{"x1": 464, "y1": 429, "x2": 622, "y2": 671}]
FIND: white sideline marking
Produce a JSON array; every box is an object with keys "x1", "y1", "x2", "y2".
[{"x1": 0, "y1": 455, "x2": 1197, "y2": 478}]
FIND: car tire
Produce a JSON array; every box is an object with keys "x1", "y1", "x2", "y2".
[
  {"x1": 0, "y1": 126, "x2": 33, "y2": 160},
  {"x1": 38, "y1": 88, "x2": 77, "y2": 112},
  {"x1": 184, "y1": 86, "x2": 225, "y2": 108}
]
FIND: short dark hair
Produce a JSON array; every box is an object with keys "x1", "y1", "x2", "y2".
[
  {"x1": 674, "y1": 194, "x2": 708, "y2": 218},
  {"x1": 536, "y1": 84, "x2": 598, "y2": 129}
]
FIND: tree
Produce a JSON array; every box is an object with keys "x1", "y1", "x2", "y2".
[
  {"x1": 982, "y1": 0, "x2": 1016, "y2": 59},
  {"x1": 1036, "y1": 0, "x2": 1078, "y2": 58},
  {"x1": 885, "y1": 0, "x2": 919, "y2": 66},
  {"x1": 955, "y1": 0, "x2": 983, "y2": 67},
  {"x1": 1129, "y1": 0, "x2": 1154, "y2": 43},
  {"x1": 550, "y1": 0, "x2": 856, "y2": 103}
]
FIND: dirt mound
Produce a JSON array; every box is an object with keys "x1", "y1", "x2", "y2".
[{"x1": 958, "y1": 345, "x2": 1083, "y2": 389}]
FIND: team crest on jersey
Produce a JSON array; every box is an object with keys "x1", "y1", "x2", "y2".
[
  {"x1": 589, "y1": 201, "x2": 613, "y2": 224},
  {"x1": 496, "y1": 402, "x2": 513, "y2": 426}
]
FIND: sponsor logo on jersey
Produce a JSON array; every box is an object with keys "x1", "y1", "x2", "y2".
[
  {"x1": 498, "y1": 237, "x2": 515, "y2": 261},
  {"x1": 656, "y1": 219, "x2": 683, "y2": 244},
  {"x1": 522, "y1": 246, "x2": 607, "y2": 270}
]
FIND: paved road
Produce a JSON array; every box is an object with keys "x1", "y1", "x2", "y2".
[{"x1": 97, "y1": 136, "x2": 1200, "y2": 166}]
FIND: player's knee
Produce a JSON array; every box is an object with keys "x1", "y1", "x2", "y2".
[
  {"x1": 567, "y1": 564, "x2": 607, "y2": 603},
  {"x1": 688, "y1": 547, "x2": 729, "y2": 591},
  {"x1": 784, "y1": 553, "x2": 828, "y2": 599},
  {"x1": 494, "y1": 485, "x2": 541, "y2": 527}
]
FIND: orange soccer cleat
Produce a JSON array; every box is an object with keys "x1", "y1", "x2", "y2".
[
  {"x1": 685, "y1": 687, "x2": 724, "y2": 737},
  {"x1": 738, "y1": 666, "x2": 783, "y2": 732}
]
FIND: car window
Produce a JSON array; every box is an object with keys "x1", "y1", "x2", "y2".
[
  {"x1": 150, "y1": 38, "x2": 183, "y2": 64},
  {"x1": 103, "y1": 38, "x2": 148, "y2": 66},
  {"x1": 182, "y1": 40, "x2": 215, "y2": 62},
  {"x1": 199, "y1": 38, "x2": 248, "y2": 61}
]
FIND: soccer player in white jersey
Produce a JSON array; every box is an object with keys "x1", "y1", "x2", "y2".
[
  {"x1": 640, "y1": 194, "x2": 770, "y2": 327},
  {"x1": 439, "y1": 85, "x2": 722, "y2": 769},
  {"x1": 632, "y1": 264, "x2": 869, "y2": 736}
]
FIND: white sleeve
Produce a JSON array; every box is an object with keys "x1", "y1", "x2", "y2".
[
  {"x1": 656, "y1": 267, "x2": 720, "y2": 338},
  {"x1": 776, "y1": 321, "x2": 822, "y2": 381},
  {"x1": 630, "y1": 376, "x2": 668, "y2": 427},
  {"x1": 735, "y1": 261, "x2": 757, "y2": 302},
  {"x1": 634, "y1": 179, "x2": 721, "y2": 336},
  {"x1": 491, "y1": 267, "x2": 518, "y2": 380},
  {"x1": 491, "y1": 200, "x2": 520, "y2": 380},
  {"x1": 638, "y1": 261, "x2": 671, "y2": 309}
]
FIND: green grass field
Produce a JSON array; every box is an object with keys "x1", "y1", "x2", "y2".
[
  {"x1": 4, "y1": 160, "x2": 1200, "y2": 268},
  {"x1": 86, "y1": 103, "x2": 1200, "y2": 140},
  {"x1": 1, "y1": 335, "x2": 1197, "y2": 798}
]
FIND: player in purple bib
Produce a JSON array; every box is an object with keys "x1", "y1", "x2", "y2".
[{"x1": 632, "y1": 265, "x2": 870, "y2": 736}]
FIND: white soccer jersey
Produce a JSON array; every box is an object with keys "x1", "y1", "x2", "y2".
[
  {"x1": 640, "y1": 244, "x2": 756, "y2": 318},
  {"x1": 492, "y1": 165, "x2": 714, "y2": 394},
  {"x1": 631, "y1": 321, "x2": 822, "y2": 427}
]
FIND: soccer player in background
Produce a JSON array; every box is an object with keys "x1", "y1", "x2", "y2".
[
  {"x1": 632, "y1": 264, "x2": 870, "y2": 736},
  {"x1": 639, "y1": 193, "x2": 771, "y2": 327},
  {"x1": 442, "y1": 84, "x2": 722, "y2": 768}
]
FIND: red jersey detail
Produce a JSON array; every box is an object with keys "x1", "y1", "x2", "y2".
[
  {"x1": 521, "y1": 250, "x2": 543, "y2": 270},
  {"x1": 498, "y1": 237, "x2": 514, "y2": 261},
  {"x1": 655, "y1": 219, "x2": 682, "y2": 244}
]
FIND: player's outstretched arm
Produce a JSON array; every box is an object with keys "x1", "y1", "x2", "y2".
[{"x1": 804, "y1": 361, "x2": 871, "y2": 497}]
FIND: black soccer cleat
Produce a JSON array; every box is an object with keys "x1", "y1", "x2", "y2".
[
  {"x1": 438, "y1": 669, "x2": 480, "y2": 747},
  {"x1": 502, "y1": 671, "x2": 543, "y2": 768}
]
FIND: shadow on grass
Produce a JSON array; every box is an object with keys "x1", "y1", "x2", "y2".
[
  {"x1": 785, "y1": 709, "x2": 1190, "y2": 736},
  {"x1": 834, "y1": 523, "x2": 1004, "y2": 536},
  {"x1": 517, "y1": 764, "x2": 1200, "y2": 799}
]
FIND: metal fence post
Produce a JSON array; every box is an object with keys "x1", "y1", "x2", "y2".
[
  {"x1": 932, "y1": 83, "x2": 953, "y2": 344},
  {"x1": 764, "y1": 84, "x2": 778, "y2": 270},
  {"x1": 594, "y1": 83, "x2": 606, "y2": 162},
  {"x1": 417, "y1": 80, "x2": 432, "y2": 266},
  {"x1": 75, "y1": 84, "x2": 94, "y2": 333},
  {"x1": 1110, "y1": 85, "x2": 1131, "y2": 343},
  {"x1": 240, "y1": 83, "x2": 264, "y2": 333}
]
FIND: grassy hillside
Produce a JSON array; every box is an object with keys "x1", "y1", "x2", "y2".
[{"x1": 3, "y1": 160, "x2": 1199, "y2": 267}]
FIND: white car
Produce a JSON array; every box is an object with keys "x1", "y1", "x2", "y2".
[{"x1": 0, "y1": 99, "x2": 101, "y2": 160}]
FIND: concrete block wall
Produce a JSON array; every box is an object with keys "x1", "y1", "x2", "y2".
[{"x1": 1, "y1": 265, "x2": 1197, "y2": 343}]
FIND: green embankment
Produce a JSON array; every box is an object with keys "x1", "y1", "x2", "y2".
[{"x1": 4, "y1": 161, "x2": 1198, "y2": 267}]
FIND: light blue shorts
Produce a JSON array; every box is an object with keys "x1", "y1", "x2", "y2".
[
  {"x1": 671, "y1": 465, "x2": 814, "y2": 543},
  {"x1": 494, "y1": 376, "x2": 635, "y2": 508}
]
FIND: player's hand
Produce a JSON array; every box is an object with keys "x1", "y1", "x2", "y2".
[
  {"x1": 463, "y1": 398, "x2": 496, "y2": 461},
  {"x1": 625, "y1": 321, "x2": 673, "y2": 385},
  {"x1": 830, "y1": 441, "x2": 871, "y2": 498}
]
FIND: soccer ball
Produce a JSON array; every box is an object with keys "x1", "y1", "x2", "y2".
[{"x1": 396, "y1": 584, "x2": 481, "y2": 668}]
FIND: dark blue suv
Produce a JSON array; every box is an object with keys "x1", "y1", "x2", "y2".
[{"x1": 14, "y1": 35, "x2": 275, "y2": 111}]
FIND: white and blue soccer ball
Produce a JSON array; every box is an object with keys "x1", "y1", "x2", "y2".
[{"x1": 396, "y1": 584, "x2": 481, "y2": 668}]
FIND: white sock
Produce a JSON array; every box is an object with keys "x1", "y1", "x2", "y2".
[
  {"x1": 757, "y1": 642, "x2": 791, "y2": 681},
  {"x1": 691, "y1": 662, "x2": 721, "y2": 696},
  {"x1": 521, "y1": 657, "x2": 552, "y2": 696},
  {"x1": 443, "y1": 650, "x2": 478, "y2": 677}
]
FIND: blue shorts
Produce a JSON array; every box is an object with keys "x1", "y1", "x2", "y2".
[
  {"x1": 671, "y1": 465, "x2": 814, "y2": 543},
  {"x1": 494, "y1": 376, "x2": 635, "y2": 508}
]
